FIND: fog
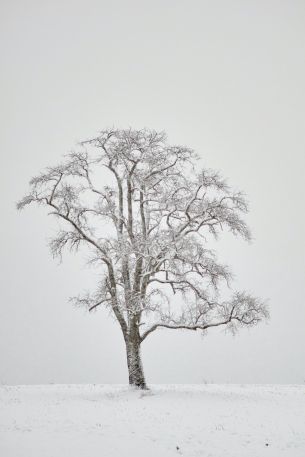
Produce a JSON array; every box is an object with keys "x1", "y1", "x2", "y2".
[{"x1": 0, "y1": 0, "x2": 304, "y2": 385}]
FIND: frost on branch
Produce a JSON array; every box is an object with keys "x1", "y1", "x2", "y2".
[{"x1": 17, "y1": 128, "x2": 268, "y2": 387}]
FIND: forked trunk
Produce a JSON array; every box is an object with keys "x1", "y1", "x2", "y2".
[{"x1": 125, "y1": 338, "x2": 147, "y2": 389}]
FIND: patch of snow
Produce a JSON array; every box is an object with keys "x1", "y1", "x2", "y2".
[{"x1": 0, "y1": 384, "x2": 304, "y2": 456}]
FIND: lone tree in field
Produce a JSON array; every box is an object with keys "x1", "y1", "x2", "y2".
[{"x1": 18, "y1": 129, "x2": 268, "y2": 389}]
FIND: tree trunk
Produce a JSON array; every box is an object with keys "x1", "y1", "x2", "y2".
[{"x1": 125, "y1": 337, "x2": 147, "y2": 389}]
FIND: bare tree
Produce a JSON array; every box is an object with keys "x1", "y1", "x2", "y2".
[{"x1": 17, "y1": 129, "x2": 268, "y2": 389}]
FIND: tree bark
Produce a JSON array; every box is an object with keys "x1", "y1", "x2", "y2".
[{"x1": 125, "y1": 337, "x2": 147, "y2": 389}]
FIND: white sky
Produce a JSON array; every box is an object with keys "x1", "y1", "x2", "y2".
[{"x1": 0, "y1": 0, "x2": 304, "y2": 385}]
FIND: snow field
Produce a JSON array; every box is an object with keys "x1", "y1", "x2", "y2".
[{"x1": 0, "y1": 384, "x2": 304, "y2": 457}]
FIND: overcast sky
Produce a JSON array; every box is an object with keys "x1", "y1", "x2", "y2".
[{"x1": 0, "y1": 0, "x2": 304, "y2": 385}]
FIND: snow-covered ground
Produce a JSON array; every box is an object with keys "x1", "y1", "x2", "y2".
[{"x1": 0, "y1": 384, "x2": 304, "y2": 457}]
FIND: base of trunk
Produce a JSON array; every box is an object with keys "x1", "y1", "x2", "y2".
[
  {"x1": 129, "y1": 381, "x2": 149, "y2": 390},
  {"x1": 126, "y1": 340, "x2": 147, "y2": 389}
]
